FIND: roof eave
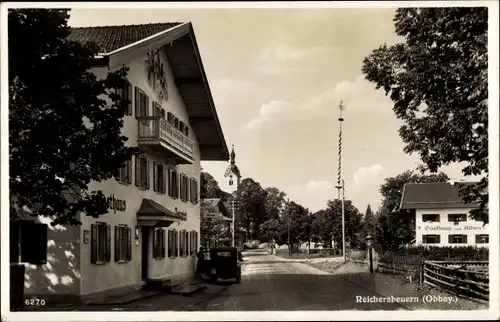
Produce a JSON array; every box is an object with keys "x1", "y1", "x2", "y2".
[{"x1": 186, "y1": 23, "x2": 229, "y2": 162}]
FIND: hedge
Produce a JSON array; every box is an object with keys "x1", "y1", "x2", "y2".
[{"x1": 379, "y1": 246, "x2": 488, "y2": 264}]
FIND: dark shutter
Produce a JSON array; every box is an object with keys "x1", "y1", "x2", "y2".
[
  {"x1": 162, "y1": 165, "x2": 167, "y2": 194},
  {"x1": 10, "y1": 222, "x2": 20, "y2": 263},
  {"x1": 195, "y1": 180, "x2": 198, "y2": 203},
  {"x1": 175, "y1": 172, "x2": 179, "y2": 199},
  {"x1": 127, "y1": 160, "x2": 132, "y2": 184},
  {"x1": 436, "y1": 235, "x2": 441, "y2": 243},
  {"x1": 105, "y1": 225, "x2": 111, "y2": 262},
  {"x1": 448, "y1": 235, "x2": 453, "y2": 243},
  {"x1": 20, "y1": 223, "x2": 48, "y2": 265},
  {"x1": 145, "y1": 94, "x2": 150, "y2": 116},
  {"x1": 153, "y1": 161, "x2": 157, "y2": 192},
  {"x1": 127, "y1": 82, "x2": 133, "y2": 115},
  {"x1": 135, "y1": 87, "x2": 140, "y2": 117},
  {"x1": 146, "y1": 159, "x2": 151, "y2": 190},
  {"x1": 161, "y1": 230, "x2": 166, "y2": 258},
  {"x1": 91, "y1": 224, "x2": 98, "y2": 264},
  {"x1": 135, "y1": 156, "x2": 140, "y2": 187},
  {"x1": 174, "y1": 230, "x2": 178, "y2": 257},
  {"x1": 463, "y1": 235, "x2": 468, "y2": 244},
  {"x1": 126, "y1": 227, "x2": 132, "y2": 261},
  {"x1": 115, "y1": 226, "x2": 120, "y2": 262}
]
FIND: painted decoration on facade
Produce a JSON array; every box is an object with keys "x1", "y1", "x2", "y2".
[
  {"x1": 145, "y1": 49, "x2": 168, "y2": 101},
  {"x1": 106, "y1": 194, "x2": 126, "y2": 214},
  {"x1": 422, "y1": 225, "x2": 485, "y2": 232}
]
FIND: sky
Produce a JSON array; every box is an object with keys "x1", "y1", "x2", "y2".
[{"x1": 68, "y1": 6, "x2": 475, "y2": 214}]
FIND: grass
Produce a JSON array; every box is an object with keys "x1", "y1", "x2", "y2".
[{"x1": 274, "y1": 249, "x2": 341, "y2": 260}]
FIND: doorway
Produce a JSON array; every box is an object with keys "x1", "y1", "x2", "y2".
[{"x1": 141, "y1": 227, "x2": 150, "y2": 282}]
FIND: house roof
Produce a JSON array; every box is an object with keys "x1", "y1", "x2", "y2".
[
  {"x1": 67, "y1": 22, "x2": 229, "y2": 161},
  {"x1": 400, "y1": 182, "x2": 480, "y2": 210},
  {"x1": 67, "y1": 23, "x2": 182, "y2": 54}
]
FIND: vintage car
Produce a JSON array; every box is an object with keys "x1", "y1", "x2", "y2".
[{"x1": 208, "y1": 247, "x2": 242, "y2": 284}]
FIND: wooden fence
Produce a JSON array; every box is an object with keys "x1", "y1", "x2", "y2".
[
  {"x1": 377, "y1": 261, "x2": 420, "y2": 283},
  {"x1": 421, "y1": 260, "x2": 489, "y2": 303}
]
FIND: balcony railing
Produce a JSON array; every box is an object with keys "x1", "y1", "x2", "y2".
[{"x1": 137, "y1": 116, "x2": 194, "y2": 160}]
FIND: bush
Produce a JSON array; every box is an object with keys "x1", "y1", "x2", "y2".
[{"x1": 379, "y1": 246, "x2": 488, "y2": 264}]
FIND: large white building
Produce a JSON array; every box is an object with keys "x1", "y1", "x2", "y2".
[
  {"x1": 19, "y1": 22, "x2": 229, "y2": 304},
  {"x1": 400, "y1": 181, "x2": 488, "y2": 247}
]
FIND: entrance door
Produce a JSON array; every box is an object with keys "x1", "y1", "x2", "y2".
[{"x1": 141, "y1": 227, "x2": 150, "y2": 281}]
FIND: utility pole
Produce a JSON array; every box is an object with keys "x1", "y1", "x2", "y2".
[
  {"x1": 287, "y1": 198, "x2": 291, "y2": 256},
  {"x1": 335, "y1": 101, "x2": 347, "y2": 262},
  {"x1": 231, "y1": 199, "x2": 236, "y2": 247}
]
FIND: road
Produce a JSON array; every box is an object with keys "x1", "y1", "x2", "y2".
[{"x1": 196, "y1": 251, "x2": 407, "y2": 311}]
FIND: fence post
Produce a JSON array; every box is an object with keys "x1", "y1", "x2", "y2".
[
  {"x1": 419, "y1": 260, "x2": 424, "y2": 286},
  {"x1": 392, "y1": 262, "x2": 396, "y2": 275}
]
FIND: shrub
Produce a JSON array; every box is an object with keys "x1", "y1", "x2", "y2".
[{"x1": 379, "y1": 246, "x2": 488, "y2": 264}]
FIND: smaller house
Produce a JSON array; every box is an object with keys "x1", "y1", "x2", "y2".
[{"x1": 400, "y1": 181, "x2": 488, "y2": 248}]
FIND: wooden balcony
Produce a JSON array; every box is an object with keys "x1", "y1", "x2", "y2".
[{"x1": 137, "y1": 117, "x2": 195, "y2": 164}]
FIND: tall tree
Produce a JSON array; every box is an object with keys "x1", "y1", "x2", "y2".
[
  {"x1": 200, "y1": 200, "x2": 230, "y2": 247},
  {"x1": 9, "y1": 9, "x2": 136, "y2": 226},
  {"x1": 236, "y1": 178, "x2": 268, "y2": 239},
  {"x1": 200, "y1": 172, "x2": 222, "y2": 199},
  {"x1": 263, "y1": 187, "x2": 287, "y2": 220},
  {"x1": 362, "y1": 8, "x2": 488, "y2": 222}
]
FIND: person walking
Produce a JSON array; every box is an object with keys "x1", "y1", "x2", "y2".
[{"x1": 196, "y1": 246, "x2": 206, "y2": 280}]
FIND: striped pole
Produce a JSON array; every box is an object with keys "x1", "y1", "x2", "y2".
[{"x1": 335, "y1": 101, "x2": 345, "y2": 200}]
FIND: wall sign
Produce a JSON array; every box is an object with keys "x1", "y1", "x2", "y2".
[
  {"x1": 83, "y1": 230, "x2": 90, "y2": 244},
  {"x1": 423, "y1": 225, "x2": 484, "y2": 232},
  {"x1": 145, "y1": 49, "x2": 168, "y2": 101},
  {"x1": 106, "y1": 194, "x2": 126, "y2": 214}
]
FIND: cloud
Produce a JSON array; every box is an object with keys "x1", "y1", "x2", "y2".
[
  {"x1": 255, "y1": 43, "x2": 338, "y2": 76},
  {"x1": 244, "y1": 74, "x2": 391, "y2": 131},
  {"x1": 348, "y1": 164, "x2": 388, "y2": 211},
  {"x1": 211, "y1": 78, "x2": 255, "y2": 94},
  {"x1": 282, "y1": 180, "x2": 337, "y2": 213}
]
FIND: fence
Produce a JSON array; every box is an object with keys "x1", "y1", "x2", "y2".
[
  {"x1": 421, "y1": 260, "x2": 489, "y2": 303},
  {"x1": 377, "y1": 261, "x2": 421, "y2": 283}
]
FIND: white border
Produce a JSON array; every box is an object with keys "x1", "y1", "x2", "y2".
[{"x1": 1, "y1": 1, "x2": 499, "y2": 321}]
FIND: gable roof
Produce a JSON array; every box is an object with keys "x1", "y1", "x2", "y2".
[
  {"x1": 400, "y1": 182, "x2": 480, "y2": 210},
  {"x1": 67, "y1": 22, "x2": 182, "y2": 54}
]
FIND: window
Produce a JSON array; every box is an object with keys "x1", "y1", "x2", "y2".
[
  {"x1": 153, "y1": 161, "x2": 167, "y2": 194},
  {"x1": 168, "y1": 229, "x2": 177, "y2": 257},
  {"x1": 174, "y1": 230, "x2": 179, "y2": 257},
  {"x1": 134, "y1": 87, "x2": 149, "y2": 117},
  {"x1": 179, "y1": 230, "x2": 189, "y2": 257},
  {"x1": 167, "y1": 112, "x2": 175, "y2": 124},
  {"x1": 16, "y1": 222, "x2": 48, "y2": 264},
  {"x1": 174, "y1": 118, "x2": 179, "y2": 129},
  {"x1": 115, "y1": 158, "x2": 132, "y2": 185},
  {"x1": 422, "y1": 214, "x2": 440, "y2": 223},
  {"x1": 189, "y1": 230, "x2": 198, "y2": 256},
  {"x1": 152, "y1": 102, "x2": 162, "y2": 117},
  {"x1": 168, "y1": 168, "x2": 178, "y2": 198},
  {"x1": 91, "y1": 223, "x2": 111, "y2": 264},
  {"x1": 153, "y1": 228, "x2": 166, "y2": 259},
  {"x1": 448, "y1": 234, "x2": 468, "y2": 244},
  {"x1": 119, "y1": 81, "x2": 133, "y2": 115},
  {"x1": 189, "y1": 178, "x2": 198, "y2": 204},
  {"x1": 179, "y1": 174, "x2": 189, "y2": 202},
  {"x1": 184, "y1": 127, "x2": 189, "y2": 137},
  {"x1": 448, "y1": 214, "x2": 467, "y2": 223},
  {"x1": 179, "y1": 121, "x2": 185, "y2": 133},
  {"x1": 422, "y1": 234, "x2": 441, "y2": 244},
  {"x1": 135, "y1": 155, "x2": 150, "y2": 190},
  {"x1": 475, "y1": 234, "x2": 489, "y2": 244},
  {"x1": 114, "y1": 225, "x2": 132, "y2": 262}
]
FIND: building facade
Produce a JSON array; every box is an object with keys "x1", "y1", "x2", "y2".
[
  {"x1": 400, "y1": 181, "x2": 488, "y2": 248},
  {"x1": 21, "y1": 22, "x2": 229, "y2": 303}
]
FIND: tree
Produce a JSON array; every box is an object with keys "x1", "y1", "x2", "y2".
[
  {"x1": 9, "y1": 9, "x2": 136, "y2": 226},
  {"x1": 200, "y1": 200, "x2": 230, "y2": 247},
  {"x1": 235, "y1": 178, "x2": 268, "y2": 239},
  {"x1": 359, "y1": 204, "x2": 376, "y2": 249},
  {"x1": 259, "y1": 218, "x2": 283, "y2": 244},
  {"x1": 373, "y1": 171, "x2": 449, "y2": 251},
  {"x1": 362, "y1": 8, "x2": 488, "y2": 222},
  {"x1": 263, "y1": 187, "x2": 287, "y2": 220}
]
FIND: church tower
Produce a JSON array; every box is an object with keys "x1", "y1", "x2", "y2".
[{"x1": 224, "y1": 145, "x2": 241, "y2": 191}]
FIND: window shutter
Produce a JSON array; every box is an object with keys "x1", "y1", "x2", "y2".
[
  {"x1": 161, "y1": 230, "x2": 166, "y2": 258},
  {"x1": 126, "y1": 227, "x2": 132, "y2": 261},
  {"x1": 127, "y1": 82, "x2": 133, "y2": 115},
  {"x1": 91, "y1": 224, "x2": 98, "y2": 264},
  {"x1": 146, "y1": 159, "x2": 151, "y2": 190},
  {"x1": 175, "y1": 172, "x2": 180, "y2": 199},
  {"x1": 135, "y1": 87, "x2": 140, "y2": 117},
  {"x1": 153, "y1": 161, "x2": 158, "y2": 192},
  {"x1": 105, "y1": 225, "x2": 111, "y2": 262},
  {"x1": 10, "y1": 222, "x2": 20, "y2": 263},
  {"x1": 20, "y1": 223, "x2": 48, "y2": 265},
  {"x1": 127, "y1": 160, "x2": 132, "y2": 185},
  {"x1": 135, "y1": 156, "x2": 140, "y2": 187},
  {"x1": 145, "y1": 94, "x2": 150, "y2": 116},
  {"x1": 114, "y1": 226, "x2": 120, "y2": 262},
  {"x1": 448, "y1": 235, "x2": 453, "y2": 243},
  {"x1": 153, "y1": 229, "x2": 158, "y2": 259},
  {"x1": 436, "y1": 235, "x2": 441, "y2": 244},
  {"x1": 174, "y1": 230, "x2": 178, "y2": 257},
  {"x1": 162, "y1": 165, "x2": 167, "y2": 194},
  {"x1": 463, "y1": 235, "x2": 468, "y2": 244}
]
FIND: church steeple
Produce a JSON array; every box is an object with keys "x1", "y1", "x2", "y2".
[{"x1": 230, "y1": 145, "x2": 236, "y2": 165}]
